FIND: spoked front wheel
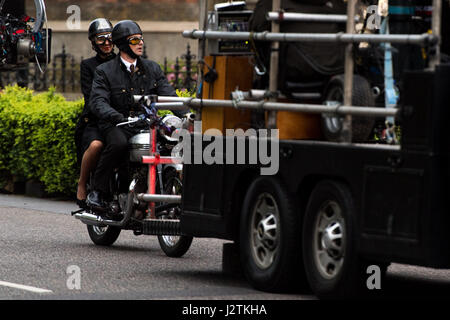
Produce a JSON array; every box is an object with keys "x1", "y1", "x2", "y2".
[{"x1": 157, "y1": 171, "x2": 193, "y2": 257}]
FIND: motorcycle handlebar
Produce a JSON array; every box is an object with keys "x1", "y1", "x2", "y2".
[
  {"x1": 116, "y1": 117, "x2": 149, "y2": 127},
  {"x1": 115, "y1": 108, "x2": 192, "y2": 132},
  {"x1": 116, "y1": 116, "x2": 174, "y2": 139}
]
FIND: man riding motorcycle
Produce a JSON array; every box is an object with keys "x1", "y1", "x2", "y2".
[
  {"x1": 86, "y1": 20, "x2": 186, "y2": 211},
  {"x1": 75, "y1": 18, "x2": 116, "y2": 209}
]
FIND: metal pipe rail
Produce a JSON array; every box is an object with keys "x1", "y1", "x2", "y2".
[
  {"x1": 266, "y1": 11, "x2": 355, "y2": 23},
  {"x1": 137, "y1": 193, "x2": 182, "y2": 204},
  {"x1": 430, "y1": 0, "x2": 442, "y2": 70},
  {"x1": 182, "y1": 30, "x2": 436, "y2": 45},
  {"x1": 132, "y1": 95, "x2": 187, "y2": 111},
  {"x1": 268, "y1": 0, "x2": 281, "y2": 129},
  {"x1": 157, "y1": 96, "x2": 398, "y2": 118},
  {"x1": 151, "y1": 102, "x2": 187, "y2": 111}
]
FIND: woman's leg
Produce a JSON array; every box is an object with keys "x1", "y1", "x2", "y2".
[{"x1": 77, "y1": 139, "x2": 103, "y2": 201}]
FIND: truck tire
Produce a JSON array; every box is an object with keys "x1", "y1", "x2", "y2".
[
  {"x1": 302, "y1": 180, "x2": 364, "y2": 299},
  {"x1": 87, "y1": 225, "x2": 121, "y2": 246},
  {"x1": 322, "y1": 75, "x2": 375, "y2": 142},
  {"x1": 239, "y1": 176, "x2": 305, "y2": 292}
]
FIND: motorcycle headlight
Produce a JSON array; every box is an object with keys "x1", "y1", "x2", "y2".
[{"x1": 160, "y1": 115, "x2": 183, "y2": 142}]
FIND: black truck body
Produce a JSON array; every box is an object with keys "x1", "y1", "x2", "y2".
[{"x1": 180, "y1": 65, "x2": 450, "y2": 272}]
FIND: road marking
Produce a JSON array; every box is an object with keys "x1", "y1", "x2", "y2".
[{"x1": 0, "y1": 281, "x2": 53, "y2": 294}]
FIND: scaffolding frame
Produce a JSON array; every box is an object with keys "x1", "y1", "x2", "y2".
[{"x1": 182, "y1": 0, "x2": 443, "y2": 143}]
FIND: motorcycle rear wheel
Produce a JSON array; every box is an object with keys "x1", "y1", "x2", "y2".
[{"x1": 87, "y1": 224, "x2": 121, "y2": 246}]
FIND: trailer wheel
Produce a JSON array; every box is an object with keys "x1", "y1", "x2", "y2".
[
  {"x1": 87, "y1": 225, "x2": 121, "y2": 246},
  {"x1": 239, "y1": 176, "x2": 305, "y2": 292},
  {"x1": 322, "y1": 75, "x2": 375, "y2": 142},
  {"x1": 302, "y1": 180, "x2": 364, "y2": 299}
]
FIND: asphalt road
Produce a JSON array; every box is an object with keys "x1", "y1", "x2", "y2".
[
  {"x1": 0, "y1": 194, "x2": 310, "y2": 301},
  {"x1": 1, "y1": 194, "x2": 450, "y2": 302}
]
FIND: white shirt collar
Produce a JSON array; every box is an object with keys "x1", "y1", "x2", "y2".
[{"x1": 120, "y1": 56, "x2": 137, "y2": 72}]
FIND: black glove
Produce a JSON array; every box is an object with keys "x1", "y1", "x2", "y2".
[{"x1": 111, "y1": 113, "x2": 127, "y2": 125}]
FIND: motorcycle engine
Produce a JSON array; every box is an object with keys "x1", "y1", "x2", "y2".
[
  {"x1": 129, "y1": 131, "x2": 151, "y2": 163},
  {"x1": 128, "y1": 114, "x2": 185, "y2": 162}
]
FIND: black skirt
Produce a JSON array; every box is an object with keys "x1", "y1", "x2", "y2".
[
  {"x1": 75, "y1": 120, "x2": 104, "y2": 165},
  {"x1": 81, "y1": 124, "x2": 104, "y2": 152}
]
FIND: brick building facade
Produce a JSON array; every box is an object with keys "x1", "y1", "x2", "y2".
[
  {"x1": 25, "y1": 0, "x2": 199, "y2": 21},
  {"x1": 20, "y1": 0, "x2": 202, "y2": 63}
]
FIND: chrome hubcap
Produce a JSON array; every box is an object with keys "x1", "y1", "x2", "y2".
[
  {"x1": 313, "y1": 200, "x2": 345, "y2": 279},
  {"x1": 323, "y1": 101, "x2": 343, "y2": 134},
  {"x1": 250, "y1": 193, "x2": 279, "y2": 270}
]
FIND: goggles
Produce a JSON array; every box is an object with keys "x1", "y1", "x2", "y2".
[
  {"x1": 94, "y1": 34, "x2": 112, "y2": 44},
  {"x1": 128, "y1": 36, "x2": 144, "y2": 45}
]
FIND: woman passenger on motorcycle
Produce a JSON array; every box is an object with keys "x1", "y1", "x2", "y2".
[
  {"x1": 74, "y1": 18, "x2": 116, "y2": 208},
  {"x1": 86, "y1": 20, "x2": 187, "y2": 210}
]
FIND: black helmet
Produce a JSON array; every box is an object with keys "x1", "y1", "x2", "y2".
[
  {"x1": 112, "y1": 20, "x2": 142, "y2": 45},
  {"x1": 88, "y1": 18, "x2": 113, "y2": 40}
]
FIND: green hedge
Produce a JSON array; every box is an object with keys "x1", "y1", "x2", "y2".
[
  {"x1": 0, "y1": 86, "x2": 83, "y2": 195},
  {"x1": 0, "y1": 86, "x2": 195, "y2": 196}
]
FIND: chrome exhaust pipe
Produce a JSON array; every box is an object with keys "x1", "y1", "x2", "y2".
[
  {"x1": 74, "y1": 211, "x2": 129, "y2": 227},
  {"x1": 74, "y1": 212, "x2": 107, "y2": 227}
]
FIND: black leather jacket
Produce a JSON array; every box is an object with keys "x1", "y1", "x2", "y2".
[
  {"x1": 79, "y1": 53, "x2": 116, "y2": 122},
  {"x1": 89, "y1": 55, "x2": 179, "y2": 131}
]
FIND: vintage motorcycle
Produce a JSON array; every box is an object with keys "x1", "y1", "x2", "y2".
[{"x1": 73, "y1": 96, "x2": 195, "y2": 258}]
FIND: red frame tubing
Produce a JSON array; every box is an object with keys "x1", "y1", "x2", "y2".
[
  {"x1": 148, "y1": 127, "x2": 157, "y2": 218},
  {"x1": 142, "y1": 156, "x2": 183, "y2": 164},
  {"x1": 144, "y1": 127, "x2": 183, "y2": 218}
]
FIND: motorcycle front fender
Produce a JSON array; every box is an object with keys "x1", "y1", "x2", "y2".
[{"x1": 164, "y1": 163, "x2": 183, "y2": 173}]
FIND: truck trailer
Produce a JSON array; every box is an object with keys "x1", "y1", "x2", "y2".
[{"x1": 165, "y1": 0, "x2": 450, "y2": 298}]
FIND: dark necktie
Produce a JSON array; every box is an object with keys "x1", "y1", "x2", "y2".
[{"x1": 130, "y1": 64, "x2": 135, "y2": 75}]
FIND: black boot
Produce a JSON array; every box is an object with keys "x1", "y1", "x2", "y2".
[
  {"x1": 76, "y1": 199, "x2": 87, "y2": 209},
  {"x1": 86, "y1": 190, "x2": 106, "y2": 210}
]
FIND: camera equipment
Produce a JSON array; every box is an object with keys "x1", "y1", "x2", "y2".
[
  {"x1": 207, "y1": 1, "x2": 252, "y2": 55},
  {"x1": 0, "y1": 0, "x2": 51, "y2": 71}
]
